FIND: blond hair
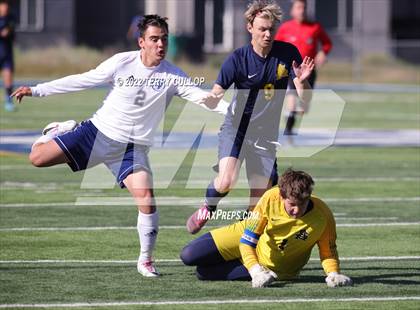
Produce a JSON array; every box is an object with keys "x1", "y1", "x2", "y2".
[{"x1": 244, "y1": 0, "x2": 283, "y2": 25}]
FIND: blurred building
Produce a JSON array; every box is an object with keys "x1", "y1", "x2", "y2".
[
  {"x1": 13, "y1": 0, "x2": 144, "y2": 48},
  {"x1": 12, "y1": 0, "x2": 420, "y2": 63}
]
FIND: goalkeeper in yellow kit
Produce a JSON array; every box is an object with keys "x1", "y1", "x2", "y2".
[{"x1": 180, "y1": 169, "x2": 352, "y2": 288}]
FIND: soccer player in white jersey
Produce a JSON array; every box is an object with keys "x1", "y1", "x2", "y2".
[{"x1": 11, "y1": 15, "x2": 225, "y2": 277}]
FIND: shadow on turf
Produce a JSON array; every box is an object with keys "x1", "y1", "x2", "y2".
[{"x1": 2, "y1": 265, "x2": 419, "y2": 286}]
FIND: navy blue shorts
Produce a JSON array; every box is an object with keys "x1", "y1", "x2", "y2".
[
  {"x1": 54, "y1": 120, "x2": 152, "y2": 188},
  {"x1": 0, "y1": 54, "x2": 13, "y2": 71},
  {"x1": 217, "y1": 123, "x2": 278, "y2": 183}
]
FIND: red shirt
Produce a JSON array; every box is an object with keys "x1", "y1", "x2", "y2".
[{"x1": 274, "y1": 19, "x2": 332, "y2": 59}]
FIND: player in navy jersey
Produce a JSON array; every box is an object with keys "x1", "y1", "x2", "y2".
[
  {"x1": 0, "y1": 0, "x2": 15, "y2": 112},
  {"x1": 187, "y1": 0, "x2": 314, "y2": 234}
]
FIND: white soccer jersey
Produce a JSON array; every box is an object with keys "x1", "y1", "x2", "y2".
[{"x1": 31, "y1": 51, "x2": 225, "y2": 145}]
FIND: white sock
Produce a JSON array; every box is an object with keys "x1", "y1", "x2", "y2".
[{"x1": 137, "y1": 210, "x2": 159, "y2": 263}]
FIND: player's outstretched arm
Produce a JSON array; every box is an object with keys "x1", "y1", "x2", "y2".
[
  {"x1": 239, "y1": 200, "x2": 275, "y2": 288},
  {"x1": 292, "y1": 56, "x2": 314, "y2": 105},
  {"x1": 11, "y1": 86, "x2": 32, "y2": 103},
  {"x1": 315, "y1": 50, "x2": 327, "y2": 68},
  {"x1": 317, "y1": 205, "x2": 353, "y2": 288},
  {"x1": 177, "y1": 81, "x2": 229, "y2": 115},
  {"x1": 200, "y1": 84, "x2": 225, "y2": 109},
  {"x1": 198, "y1": 84, "x2": 230, "y2": 114},
  {"x1": 199, "y1": 92, "x2": 224, "y2": 110},
  {"x1": 20, "y1": 54, "x2": 118, "y2": 98}
]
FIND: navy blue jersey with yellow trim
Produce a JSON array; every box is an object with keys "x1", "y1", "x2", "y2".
[{"x1": 216, "y1": 41, "x2": 302, "y2": 141}]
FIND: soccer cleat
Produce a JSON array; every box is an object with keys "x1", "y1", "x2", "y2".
[
  {"x1": 186, "y1": 204, "x2": 211, "y2": 234},
  {"x1": 42, "y1": 120, "x2": 78, "y2": 136},
  {"x1": 137, "y1": 260, "x2": 160, "y2": 277}
]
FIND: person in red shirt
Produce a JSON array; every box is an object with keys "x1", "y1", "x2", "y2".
[{"x1": 275, "y1": 0, "x2": 332, "y2": 139}]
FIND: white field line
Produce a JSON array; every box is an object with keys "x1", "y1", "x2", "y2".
[
  {"x1": 1, "y1": 163, "x2": 419, "y2": 183},
  {"x1": 155, "y1": 177, "x2": 420, "y2": 185},
  {"x1": 0, "y1": 165, "x2": 66, "y2": 170},
  {"x1": 336, "y1": 222, "x2": 420, "y2": 227},
  {"x1": 0, "y1": 202, "x2": 79, "y2": 208},
  {"x1": 0, "y1": 256, "x2": 419, "y2": 265},
  {"x1": 1, "y1": 176, "x2": 418, "y2": 184},
  {"x1": 0, "y1": 177, "x2": 419, "y2": 189},
  {"x1": 77, "y1": 196, "x2": 420, "y2": 206},
  {"x1": 0, "y1": 222, "x2": 419, "y2": 232},
  {"x1": 316, "y1": 177, "x2": 420, "y2": 182},
  {"x1": 1, "y1": 196, "x2": 419, "y2": 208},
  {"x1": 0, "y1": 164, "x2": 215, "y2": 170},
  {"x1": 0, "y1": 176, "x2": 419, "y2": 187},
  {"x1": 1, "y1": 297, "x2": 420, "y2": 308}
]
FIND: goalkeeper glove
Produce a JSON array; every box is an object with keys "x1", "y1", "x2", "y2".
[
  {"x1": 325, "y1": 272, "x2": 353, "y2": 288},
  {"x1": 249, "y1": 264, "x2": 278, "y2": 288}
]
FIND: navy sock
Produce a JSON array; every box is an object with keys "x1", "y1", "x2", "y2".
[
  {"x1": 6, "y1": 87, "x2": 12, "y2": 97},
  {"x1": 5, "y1": 87, "x2": 13, "y2": 103},
  {"x1": 204, "y1": 181, "x2": 228, "y2": 211},
  {"x1": 284, "y1": 111, "x2": 296, "y2": 135}
]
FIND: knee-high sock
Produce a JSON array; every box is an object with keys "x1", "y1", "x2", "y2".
[
  {"x1": 204, "y1": 181, "x2": 228, "y2": 212},
  {"x1": 137, "y1": 210, "x2": 159, "y2": 263}
]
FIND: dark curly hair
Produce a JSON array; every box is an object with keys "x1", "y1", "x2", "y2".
[{"x1": 138, "y1": 14, "x2": 169, "y2": 38}]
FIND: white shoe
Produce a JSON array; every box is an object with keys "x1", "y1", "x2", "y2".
[
  {"x1": 42, "y1": 120, "x2": 78, "y2": 136},
  {"x1": 137, "y1": 260, "x2": 160, "y2": 277}
]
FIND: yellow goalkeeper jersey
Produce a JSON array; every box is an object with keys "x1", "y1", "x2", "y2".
[{"x1": 211, "y1": 186, "x2": 339, "y2": 279}]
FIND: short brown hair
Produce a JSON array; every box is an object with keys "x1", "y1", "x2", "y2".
[
  {"x1": 138, "y1": 14, "x2": 169, "y2": 38},
  {"x1": 244, "y1": 0, "x2": 283, "y2": 25},
  {"x1": 279, "y1": 168, "x2": 314, "y2": 202}
]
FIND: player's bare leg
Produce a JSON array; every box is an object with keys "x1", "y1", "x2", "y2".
[
  {"x1": 3, "y1": 68, "x2": 15, "y2": 112},
  {"x1": 29, "y1": 120, "x2": 78, "y2": 167},
  {"x1": 214, "y1": 156, "x2": 241, "y2": 193},
  {"x1": 247, "y1": 174, "x2": 273, "y2": 212},
  {"x1": 186, "y1": 156, "x2": 241, "y2": 234},
  {"x1": 124, "y1": 170, "x2": 160, "y2": 277},
  {"x1": 30, "y1": 141, "x2": 69, "y2": 167}
]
